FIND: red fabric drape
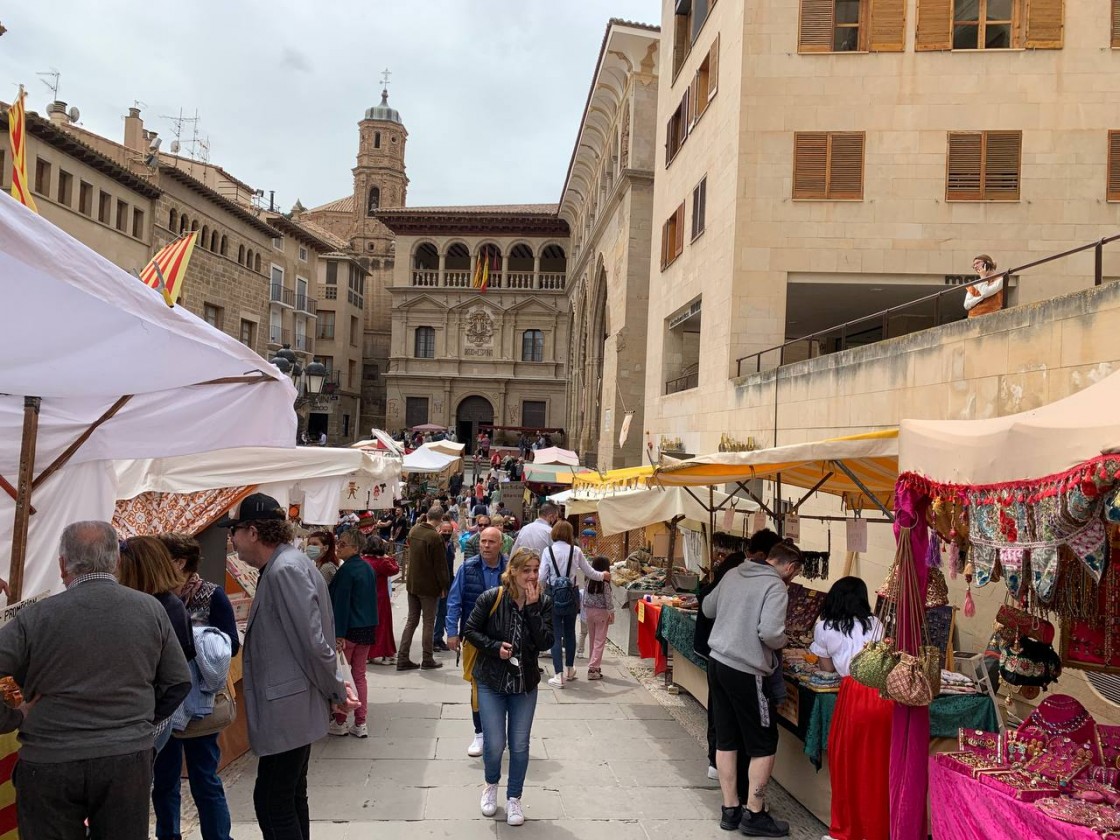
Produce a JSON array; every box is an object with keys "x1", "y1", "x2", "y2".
[{"x1": 829, "y1": 677, "x2": 893, "y2": 840}]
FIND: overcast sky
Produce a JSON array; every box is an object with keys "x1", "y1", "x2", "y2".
[{"x1": 2, "y1": 2, "x2": 659, "y2": 211}]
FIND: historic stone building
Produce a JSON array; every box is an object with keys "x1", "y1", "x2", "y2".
[
  {"x1": 374, "y1": 206, "x2": 570, "y2": 449},
  {"x1": 559, "y1": 19, "x2": 660, "y2": 470},
  {"x1": 303, "y1": 87, "x2": 407, "y2": 437}
]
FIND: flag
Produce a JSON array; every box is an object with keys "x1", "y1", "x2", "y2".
[
  {"x1": 479, "y1": 249, "x2": 490, "y2": 293},
  {"x1": 471, "y1": 251, "x2": 484, "y2": 289},
  {"x1": 139, "y1": 232, "x2": 199, "y2": 307},
  {"x1": 619, "y1": 411, "x2": 634, "y2": 447},
  {"x1": 8, "y1": 86, "x2": 37, "y2": 212}
]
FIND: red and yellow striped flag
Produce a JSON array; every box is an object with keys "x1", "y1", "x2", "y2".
[
  {"x1": 8, "y1": 86, "x2": 37, "y2": 212},
  {"x1": 139, "y1": 232, "x2": 198, "y2": 307},
  {"x1": 479, "y1": 250, "x2": 490, "y2": 293}
]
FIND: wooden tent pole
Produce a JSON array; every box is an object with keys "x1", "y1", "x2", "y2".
[{"x1": 10, "y1": 397, "x2": 41, "y2": 602}]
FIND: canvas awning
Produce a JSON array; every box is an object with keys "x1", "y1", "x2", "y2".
[
  {"x1": 899, "y1": 371, "x2": 1120, "y2": 485},
  {"x1": 532, "y1": 447, "x2": 580, "y2": 467},
  {"x1": 524, "y1": 464, "x2": 591, "y2": 486},
  {"x1": 571, "y1": 464, "x2": 656, "y2": 491},
  {"x1": 596, "y1": 486, "x2": 759, "y2": 536},
  {"x1": 653, "y1": 430, "x2": 899, "y2": 514},
  {"x1": 402, "y1": 448, "x2": 460, "y2": 475},
  {"x1": 421, "y1": 439, "x2": 466, "y2": 458}
]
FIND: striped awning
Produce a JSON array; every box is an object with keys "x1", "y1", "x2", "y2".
[
  {"x1": 571, "y1": 464, "x2": 655, "y2": 491},
  {"x1": 523, "y1": 464, "x2": 592, "y2": 486}
]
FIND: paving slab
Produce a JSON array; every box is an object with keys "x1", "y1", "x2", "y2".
[{"x1": 426, "y1": 784, "x2": 564, "y2": 821}]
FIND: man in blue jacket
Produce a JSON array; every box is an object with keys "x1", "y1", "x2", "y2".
[{"x1": 445, "y1": 526, "x2": 506, "y2": 758}]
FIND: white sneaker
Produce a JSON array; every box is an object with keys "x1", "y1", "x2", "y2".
[
  {"x1": 565, "y1": 667, "x2": 578, "y2": 681},
  {"x1": 480, "y1": 783, "x2": 499, "y2": 817},
  {"x1": 468, "y1": 732, "x2": 484, "y2": 757},
  {"x1": 506, "y1": 796, "x2": 525, "y2": 826},
  {"x1": 349, "y1": 722, "x2": 368, "y2": 738},
  {"x1": 547, "y1": 674, "x2": 564, "y2": 689},
  {"x1": 707, "y1": 765, "x2": 719, "y2": 780},
  {"x1": 327, "y1": 720, "x2": 349, "y2": 737}
]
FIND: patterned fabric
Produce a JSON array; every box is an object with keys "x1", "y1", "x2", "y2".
[
  {"x1": 181, "y1": 573, "x2": 218, "y2": 626},
  {"x1": 114, "y1": 486, "x2": 256, "y2": 538},
  {"x1": 657, "y1": 606, "x2": 707, "y2": 670},
  {"x1": 66, "y1": 572, "x2": 118, "y2": 589}
]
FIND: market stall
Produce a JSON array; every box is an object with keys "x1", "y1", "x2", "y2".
[{"x1": 896, "y1": 371, "x2": 1120, "y2": 839}]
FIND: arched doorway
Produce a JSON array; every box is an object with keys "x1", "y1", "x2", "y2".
[{"x1": 456, "y1": 395, "x2": 494, "y2": 454}]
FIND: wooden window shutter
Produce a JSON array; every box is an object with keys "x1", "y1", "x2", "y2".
[
  {"x1": 674, "y1": 202, "x2": 686, "y2": 258},
  {"x1": 1025, "y1": 0, "x2": 1064, "y2": 49},
  {"x1": 1113, "y1": 0, "x2": 1120, "y2": 48},
  {"x1": 688, "y1": 74, "x2": 699, "y2": 129},
  {"x1": 793, "y1": 133, "x2": 829, "y2": 199},
  {"x1": 661, "y1": 218, "x2": 670, "y2": 269},
  {"x1": 869, "y1": 0, "x2": 907, "y2": 52},
  {"x1": 946, "y1": 132, "x2": 983, "y2": 200},
  {"x1": 983, "y1": 131, "x2": 1022, "y2": 200},
  {"x1": 1108, "y1": 132, "x2": 1120, "y2": 201},
  {"x1": 709, "y1": 35, "x2": 719, "y2": 100},
  {"x1": 798, "y1": 0, "x2": 835, "y2": 53},
  {"x1": 915, "y1": 0, "x2": 952, "y2": 51},
  {"x1": 827, "y1": 133, "x2": 866, "y2": 199}
]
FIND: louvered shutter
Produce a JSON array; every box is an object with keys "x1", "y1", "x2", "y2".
[
  {"x1": 983, "y1": 131, "x2": 1022, "y2": 200},
  {"x1": 915, "y1": 0, "x2": 952, "y2": 51},
  {"x1": 688, "y1": 75, "x2": 699, "y2": 129},
  {"x1": 869, "y1": 0, "x2": 907, "y2": 52},
  {"x1": 793, "y1": 133, "x2": 829, "y2": 199},
  {"x1": 674, "y1": 202, "x2": 685, "y2": 259},
  {"x1": 799, "y1": 0, "x2": 835, "y2": 53},
  {"x1": 709, "y1": 35, "x2": 719, "y2": 100},
  {"x1": 946, "y1": 133, "x2": 983, "y2": 200},
  {"x1": 827, "y1": 133, "x2": 865, "y2": 199},
  {"x1": 1108, "y1": 132, "x2": 1120, "y2": 201},
  {"x1": 1025, "y1": 0, "x2": 1064, "y2": 49},
  {"x1": 1113, "y1": 0, "x2": 1120, "y2": 48},
  {"x1": 661, "y1": 218, "x2": 670, "y2": 269}
]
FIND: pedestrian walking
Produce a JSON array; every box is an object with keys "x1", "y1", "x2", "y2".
[
  {"x1": 464, "y1": 547, "x2": 554, "y2": 826},
  {"x1": 539, "y1": 520, "x2": 609, "y2": 688},
  {"x1": 447, "y1": 526, "x2": 508, "y2": 757},
  {"x1": 220, "y1": 493, "x2": 357, "y2": 840},
  {"x1": 581, "y1": 556, "x2": 615, "y2": 680},
  {"x1": 306, "y1": 530, "x2": 340, "y2": 585},
  {"x1": 328, "y1": 527, "x2": 379, "y2": 739},
  {"x1": 0, "y1": 521, "x2": 191, "y2": 840},
  {"x1": 433, "y1": 519, "x2": 457, "y2": 652},
  {"x1": 397, "y1": 506, "x2": 451, "y2": 670},
  {"x1": 154, "y1": 532, "x2": 241, "y2": 840},
  {"x1": 363, "y1": 535, "x2": 400, "y2": 666},
  {"x1": 510, "y1": 503, "x2": 559, "y2": 556}
]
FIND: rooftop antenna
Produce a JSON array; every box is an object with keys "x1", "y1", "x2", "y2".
[
  {"x1": 36, "y1": 67, "x2": 60, "y2": 101},
  {"x1": 161, "y1": 108, "x2": 208, "y2": 165}
]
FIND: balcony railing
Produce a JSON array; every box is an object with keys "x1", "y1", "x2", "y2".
[
  {"x1": 270, "y1": 284, "x2": 295, "y2": 307},
  {"x1": 410, "y1": 270, "x2": 567, "y2": 291},
  {"x1": 295, "y1": 294, "x2": 317, "y2": 315},
  {"x1": 293, "y1": 332, "x2": 311, "y2": 352},
  {"x1": 665, "y1": 366, "x2": 699, "y2": 395},
  {"x1": 268, "y1": 326, "x2": 290, "y2": 347}
]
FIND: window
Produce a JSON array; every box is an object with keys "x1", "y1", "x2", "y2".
[
  {"x1": 793, "y1": 132, "x2": 866, "y2": 200},
  {"x1": 272, "y1": 236, "x2": 282, "y2": 250},
  {"x1": 522, "y1": 400, "x2": 547, "y2": 429},
  {"x1": 78, "y1": 181, "x2": 93, "y2": 216},
  {"x1": 239, "y1": 319, "x2": 255, "y2": 347},
  {"x1": 1108, "y1": 132, "x2": 1120, "y2": 201},
  {"x1": 351, "y1": 315, "x2": 360, "y2": 347},
  {"x1": 98, "y1": 191, "x2": 111, "y2": 224},
  {"x1": 343, "y1": 414, "x2": 351, "y2": 437},
  {"x1": 34, "y1": 158, "x2": 51, "y2": 195},
  {"x1": 317, "y1": 311, "x2": 336, "y2": 339},
  {"x1": 798, "y1": 0, "x2": 906, "y2": 52},
  {"x1": 367, "y1": 186, "x2": 380, "y2": 215},
  {"x1": 220, "y1": 235, "x2": 227, "y2": 256},
  {"x1": 672, "y1": 0, "x2": 715, "y2": 77},
  {"x1": 405, "y1": 397, "x2": 429, "y2": 428},
  {"x1": 414, "y1": 326, "x2": 435, "y2": 358},
  {"x1": 56, "y1": 170, "x2": 73, "y2": 206},
  {"x1": 690, "y1": 37, "x2": 720, "y2": 125},
  {"x1": 132, "y1": 209, "x2": 145, "y2": 239},
  {"x1": 916, "y1": 0, "x2": 1063, "y2": 50},
  {"x1": 314, "y1": 355, "x2": 333, "y2": 373},
  {"x1": 348, "y1": 264, "x2": 364, "y2": 308},
  {"x1": 374, "y1": 131, "x2": 382, "y2": 149},
  {"x1": 663, "y1": 298, "x2": 702, "y2": 394},
  {"x1": 114, "y1": 201, "x2": 127, "y2": 233},
  {"x1": 691, "y1": 177, "x2": 707, "y2": 240},
  {"x1": 254, "y1": 253, "x2": 261, "y2": 273},
  {"x1": 271, "y1": 265, "x2": 284, "y2": 287},
  {"x1": 521, "y1": 329, "x2": 545, "y2": 362},
  {"x1": 326, "y1": 261, "x2": 338, "y2": 285},
  {"x1": 660, "y1": 202, "x2": 686, "y2": 269},
  {"x1": 665, "y1": 89, "x2": 690, "y2": 164},
  {"x1": 1114, "y1": 0, "x2": 1120, "y2": 48},
  {"x1": 203, "y1": 303, "x2": 222, "y2": 329},
  {"x1": 945, "y1": 131, "x2": 1022, "y2": 201},
  {"x1": 299, "y1": 245, "x2": 308, "y2": 262}
]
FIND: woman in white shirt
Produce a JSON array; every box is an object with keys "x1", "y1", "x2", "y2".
[
  {"x1": 809, "y1": 576, "x2": 892, "y2": 840},
  {"x1": 963, "y1": 254, "x2": 1005, "y2": 318},
  {"x1": 539, "y1": 520, "x2": 608, "y2": 688}
]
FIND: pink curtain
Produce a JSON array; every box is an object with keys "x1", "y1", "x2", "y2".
[{"x1": 889, "y1": 485, "x2": 931, "y2": 840}]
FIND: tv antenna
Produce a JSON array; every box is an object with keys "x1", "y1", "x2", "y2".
[
  {"x1": 36, "y1": 68, "x2": 60, "y2": 100},
  {"x1": 161, "y1": 108, "x2": 209, "y2": 162}
]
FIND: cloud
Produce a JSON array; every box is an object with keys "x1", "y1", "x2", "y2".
[{"x1": 279, "y1": 47, "x2": 311, "y2": 74}]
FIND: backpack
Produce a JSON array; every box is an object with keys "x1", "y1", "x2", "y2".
[{"x1": 547, "y1": 546, "x2": 579, "y2": 617}]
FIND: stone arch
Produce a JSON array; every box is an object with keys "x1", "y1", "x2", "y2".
[
  {"x1": 254, "y1": 253, "x2": 262, "y2": 273},
  {"x1": 456, "y1": 395, "x2": 495, "y2": 454},
  {"x1": 507, "y1": 242, "x2": 534, "y2": 272},
  {"x1": 245, "y1": 248, "x2": 254, "y2": 270},
  {"x1": 413, "y1": 241, "x2": 439, "y2": 270},
  {"x1": 220, "y1": 235, "x2": 228, "y2": 256},
  {"x1": 210, "y1": 229, "x2": 220, "y2": 252},
  {"x1": 366, "y1": 186, "x2": 380, "y2": 216},
  {"x1": 168, "y1": 207, "x2": 178, "y2": 232},
  {"x1": 238, "y1": 244, "x2": 245, "y2": 265}
]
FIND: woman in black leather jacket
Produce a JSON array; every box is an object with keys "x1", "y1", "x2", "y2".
[{"x1": 464, "y1": 547, "x2": 554, "y2": 827}]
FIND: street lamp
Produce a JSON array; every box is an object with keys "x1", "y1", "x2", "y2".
[{"x1": 304, "y1": 361, "x2": 327, "y2": 398}]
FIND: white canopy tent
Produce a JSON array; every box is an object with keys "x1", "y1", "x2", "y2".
[
  {"x1": 900, "y1": 371, "x2": 1120, "y2": 483},
  {"x1": 420, "y1": 439, "x2": 466, "y2": 458},
  {"x1": 0, "y1": 194, "x2": 297, "y2": 597},
  {"x1": 595, "y1": 486, "x2": 759, "y2": 536},
  {"x1": 532, "y1": 447, "x2": 581, "y2": 467},
  {"x1": 401, "y1": 448, "x2": 460, "y2": 475}
]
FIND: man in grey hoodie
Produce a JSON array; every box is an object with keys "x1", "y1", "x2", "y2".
[{"x1": 702, "y1": 541, "x2": 803, "y2": 837}]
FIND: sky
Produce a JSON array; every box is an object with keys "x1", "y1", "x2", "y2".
[{"x1": 2, "y1": 1, "x2": 660, "y2": 211}]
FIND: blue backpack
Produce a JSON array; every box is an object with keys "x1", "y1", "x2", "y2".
[{"x1": 547, "y1": 546, "x2": 579, "y2": 617}]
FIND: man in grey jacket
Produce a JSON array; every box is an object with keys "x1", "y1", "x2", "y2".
[
  {"x1": 702, "y1": 541, "x2": 803, "y2": 837},
  {"x1": 222, "y1": 493, "x2": 357, "y2": 840},
  {"x1": 0, "y1": 520, "x2": 191, "y2": 840}
]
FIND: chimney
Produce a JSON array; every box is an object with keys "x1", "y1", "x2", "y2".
[
  {"x1": 46, "y1": 101, "x2": 69, "y2": 125},
  {"x1": 123, "y1": 107, "x2": 145, "y2": 153}
]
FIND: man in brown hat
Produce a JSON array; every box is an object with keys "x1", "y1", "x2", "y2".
[{"x1": 397, "y1": 506, "x2": 450, "y2": 670}]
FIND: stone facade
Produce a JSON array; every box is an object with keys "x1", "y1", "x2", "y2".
[
  {"x1": 560, "y1": 21, "x2": 660, "y2": 470},
  {"x1": 375, "y1": 208, "x2": 571, "y2": 450}
]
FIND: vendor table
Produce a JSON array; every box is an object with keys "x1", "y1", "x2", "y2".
[
  {"x1": 634, "y1": 600, "x2": 668, "y2": 675},
  {"x1": 929, "y1": 753, "x2": 1101, "y2": 840}
]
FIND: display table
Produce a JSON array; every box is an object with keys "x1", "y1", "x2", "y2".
[{"x1": 929, "y1": 754, "x2": 1102, "y2": 840}]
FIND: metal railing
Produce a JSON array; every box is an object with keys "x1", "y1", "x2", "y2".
[
  {"x1": 735, "y1": 233, "x2": 1120, "y2": 377},
  {"x1": 295, "y1": 294, "x2": 318, "y2": 316},
  {"x1": 270, "y1": 284, "x2": 295, "y2": 307},
  {"x1": 268, "y1": 326, "x2": 290, "y2": 346},
  {"x1": 409, "y1": 270, "x2": 567, "y2": 291},
  {"x1": 293, "y1": 332, "x2": 311, "y2": 352},
  {"x1": 665, "y1": 366, "x2": 699, "y2": 395}
]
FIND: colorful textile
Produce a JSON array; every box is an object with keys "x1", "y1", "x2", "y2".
[
  {"x1": 8, "y1": 87, "x2": 37, "y2": 212},
  {"x1": 658, "y1": 606, "x2": 707, "y2": 670},
  {"x1": 139, "y1": 232, "x2": 199, "y2": 306},
  {"x1": 634, "y1": 600, "x2": 666, "y2": 675},
  {"x1": 113, "y1": 486, "x2": 256, "y2": 537},
  {"x1": 828, "y1": 677, "x2": 893, "y2": 840}
]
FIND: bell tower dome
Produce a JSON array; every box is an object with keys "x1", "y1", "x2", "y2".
[{"x1": 353, "y1": 74, "x2": 408, "y2": 257}]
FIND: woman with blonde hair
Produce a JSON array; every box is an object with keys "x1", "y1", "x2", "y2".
[{"x1": 464, "y1": 547, "x2": 554, "y2": 826}]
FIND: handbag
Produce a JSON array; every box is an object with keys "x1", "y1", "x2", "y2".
[
  {"x1": 175, "y1": 673, "x2": 237, "y2": 739},
  {"x1": 850, "y1": 532, "x2": 908, "y2": 692},
  {"x1": 883, "y1": 527, "x2": 940, "y2": 706},
  {"x1": 995, "y1": 603, "x2": 1055, "y2": 645}
]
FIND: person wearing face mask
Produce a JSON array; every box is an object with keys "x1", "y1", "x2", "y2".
[
  {"x1": 307, "y1": 531, "x2": 340, "y2": 585},
  {"x1": 327, "y1": 528, "x2": 378, "y2": 738},
  {"x1": 432, "y1": 519, "x2": 457, "y2": 652}
]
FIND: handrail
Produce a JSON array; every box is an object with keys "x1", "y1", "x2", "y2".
[{"x1": 735, "y1": 233, "x2": 1120, "y2": 376}]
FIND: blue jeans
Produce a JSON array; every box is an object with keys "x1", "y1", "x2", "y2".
[
  {"x1": 551, "y1": 611, "x2": 577, "y2": 673},
  {"x1": 477, "y1": 683, "x2": 539, "y2": 800},
  {"x1": 153, "y1": 733, "x2": 232, "y2": 840}
]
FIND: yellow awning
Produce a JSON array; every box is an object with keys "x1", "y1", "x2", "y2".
[
  {"x1": 652, "y1": 429, "x2": 899, "y2": 512},
  {"x1": 571, "y1": 464, "x2": 656, "y2": 491}
]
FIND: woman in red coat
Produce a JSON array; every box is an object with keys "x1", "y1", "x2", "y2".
[{"x1": 363, "y1": 535, "x2": 399, "y2": 665}]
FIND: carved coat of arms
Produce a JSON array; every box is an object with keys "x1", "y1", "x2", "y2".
[{"x1": 465, "y1": 310, "x2": 495, "y2": 347}]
